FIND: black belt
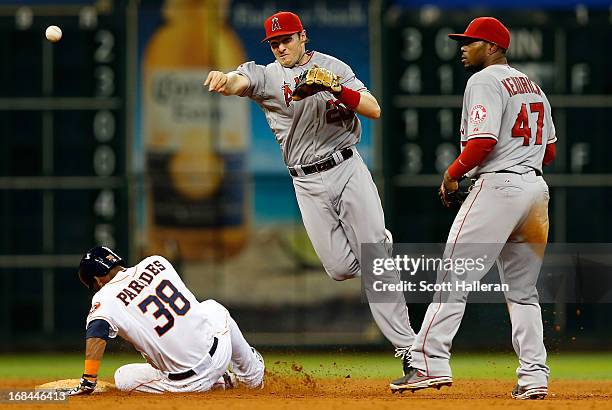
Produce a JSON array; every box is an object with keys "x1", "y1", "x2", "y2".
[
  {"x1": 288, "y1": 147, "x2": 353, "y2": 177},
  {"x1": 167, "y1": 336, "x2": 218, "y2": 381},
  {"x1": 495, "y1": 169, "x2": 542, "y2": 177}
]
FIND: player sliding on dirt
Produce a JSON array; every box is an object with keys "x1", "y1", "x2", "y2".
[{"x1": 66, "y1": 246, "x2": 264, "y2": 395}]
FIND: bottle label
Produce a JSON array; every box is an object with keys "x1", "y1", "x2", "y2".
[{"x1": 144, "y1": 69, "x2": 248, "y2": 227}]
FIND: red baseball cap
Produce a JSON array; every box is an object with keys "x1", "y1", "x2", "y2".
[
  {"x1": 448, "y1": 17, "x2": 510, "y2": 50},
  {"x1": 262, "y1": 11, "x2": 303, "y2": 42}
]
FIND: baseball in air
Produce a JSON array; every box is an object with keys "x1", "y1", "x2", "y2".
[{"x1": 45, "y1": 25, "x2": 62, "y2": 42}]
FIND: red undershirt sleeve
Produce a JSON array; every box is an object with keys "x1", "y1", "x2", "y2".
[
  {"x1": 447, "y1": 138, "x2": 497, "y2": 180},
  {"x1": 543, "y1": 142, "x2": 556, "y2": 166}
]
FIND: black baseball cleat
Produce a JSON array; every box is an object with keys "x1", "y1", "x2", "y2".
[
  {"x1": 222, "y1": 371, "x2": 236, "y2": 389},
  {"x1": 212, "y1": 371, "x2": 236, "y2": 390},
  {"x1": 390, "y1": 367, "x2": 453, "y2": 393},
  {"x1": 510, "y1": 384, "x2": 548, "y2": 400}
]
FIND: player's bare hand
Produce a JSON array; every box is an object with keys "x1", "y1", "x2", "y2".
[
  {"x1": 439, "y1": 170, "x2": 459, "y2": 208},
  {"x1": 438, "y1": 183, "x2": 451, "y2": 208},
  {"x1": 204, "y1": 71, "x2": 228, "y2": 93},
  {"x1": 442, "y1": 170, "x2": 459, "y2": 192},
  {"x1": 439, "y1": 171, "x2": 470, "y2": 209}
]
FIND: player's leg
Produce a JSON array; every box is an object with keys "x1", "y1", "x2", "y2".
[
  {"x1": 499, "y1": 176, "x2": 550, "y2": 396},
  {"x1": 501, "y1": 250, "x2": 550, "y2": 393},
  {"x1": 406, "y1": 256, "x2": 503, "y2": 378},
  {"x1": 227, "y1": 314, "x2": 265, "y2": 388},
  {"x1": 292, "y1": 172, "x2": 360, "y2": 280},
  {"x1": 199, "y1": 300, "x2": 264, "y2": 388},
  {"x1": 114, "y1": 301, "x2": 235, "y2": 393},
  {"x1": 332, "y1": 152, "x2": 386, "y2": 254},
  {"x1": 332, "y1": 151, "x2": 416, "y2": 350},
  {"x1": 114, "y1": 357, "x2": 231, "y2": 393},
  {"x1": 123, "y1": 301, "x2": 234, "y2": 393},
  {"x1": 406, "y1": 174, "x2": 530, "y2": 379},
  {"x1": 114, "y1": 363, "x2": 165, "y2": 393},
  {"x1": 187, "y1": 331, "x2": 234, "y2": 392}
]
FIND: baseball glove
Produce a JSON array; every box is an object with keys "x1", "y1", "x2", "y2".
[
  {"x1": 439, "y1": 177, "x2": 472, "y2": 209},
  {"x1": 292, "y1": 66, "x2": 341, "y2": 101}
]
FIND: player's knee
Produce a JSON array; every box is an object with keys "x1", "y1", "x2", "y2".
[
  {"x1": 324, "y1": 260, "x2": 360, "y2": 281},
  {"x1": 114, "y1": 365, "x2": 134, "y2": 392},
  {"x1": 507, "y1": 296, "x2": 539, "y2": 305},
  {"x1": 505, "y1": 289, "x2": 539, "y2": 305},
  {"x1": 113, "y1": 366, "x2": 128, "y2": 391}
]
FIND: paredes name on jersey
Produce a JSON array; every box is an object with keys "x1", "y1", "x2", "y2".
[{"x1": 116, "y1": 260, "x2": 167, "y2": 306}]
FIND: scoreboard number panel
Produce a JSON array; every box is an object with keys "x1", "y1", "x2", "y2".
[
  {"x1": 53, "y1": 188, "x2": 127, "y2": 254},
  {"x1": 0, "y1": 110, "x2": 43, "y2": 176},
  {"x1": 382, "y1": 7, "x2": 612, "y2": 242},
  {"x1": 53, "y1": 109, "x2": 124, "y2": 177},
  {"x1": 0, "y1": 29, "x2": 43, "y2": 97},
  {"x1": 0, "y1": 1, "x2": 129, "y2": 337}
]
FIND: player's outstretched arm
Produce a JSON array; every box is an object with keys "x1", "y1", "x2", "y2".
[
  {"x1": 204, "y1": 71, "x2": 249, "y2": 96},
  {"x1": 66, "y1": 337, "x2": 107, "y2": 396},
  {"x1": 354, "y1": 91, "x2": 381, "y2": 120},
  {"x1": 63, "y1": 338, "x2": 107, "y2": 396}
]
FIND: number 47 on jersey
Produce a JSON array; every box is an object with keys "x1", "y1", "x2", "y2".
[{"x1": 512, "y1": 102, "x2": 544, "y2": 146}]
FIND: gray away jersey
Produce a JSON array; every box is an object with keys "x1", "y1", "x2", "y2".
[
  {"x1": 235, "y1": 51, "x2": 367, "y2": 167},
  {"x1": 459, "y1": 64, "x2": 557, "y2": 176}
]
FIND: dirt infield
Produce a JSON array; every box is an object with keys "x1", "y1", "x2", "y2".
[{"x1": 2, "y1": 377, "x2": 611, "y2": 410}]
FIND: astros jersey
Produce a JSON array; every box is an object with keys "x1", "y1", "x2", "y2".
[
  {"x1": 235, "y1": 51, "x2": 367, "y2": 167},
  {"x1": 86, "y1": 256, "x2": 219, "y2": 373},
  {"x1": 459, "y1": 64, "x2": 556, "y2": 176}
]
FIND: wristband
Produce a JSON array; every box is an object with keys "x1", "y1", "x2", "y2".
[
  {"x1": 84, "y1": 359, "x2": 100, "y2": 379},
  {"x1": 336, "y1": 86, "x2": 361, "y2": 111}
]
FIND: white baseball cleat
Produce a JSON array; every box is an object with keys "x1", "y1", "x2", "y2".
[{"x1": 511, "y1": 385, "x2": 548, "y2": 400}]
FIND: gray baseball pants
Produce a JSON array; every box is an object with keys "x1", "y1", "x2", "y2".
[
  {"x1": 291, "y1": 148, "x2": 415, "y2": 348},
  {"x1": 411, "y1": 171, "x2": 550, "y2": 389}
]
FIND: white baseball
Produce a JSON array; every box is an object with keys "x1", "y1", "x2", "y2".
[{"x1": 45, "y1": 25, "x2": 62, "y2": 42}]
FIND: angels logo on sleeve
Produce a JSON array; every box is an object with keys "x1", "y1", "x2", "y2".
[{"x1": 469, "y1": 104, "x2": 488, "y2": 125}]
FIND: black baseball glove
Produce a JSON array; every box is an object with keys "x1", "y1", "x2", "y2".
[
  {"x1": 292, "y1": 66, "x2": 341, "y2": 101},
  {"x1": 439, "y1": 177, "x2": 472, "y2": 209}
]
